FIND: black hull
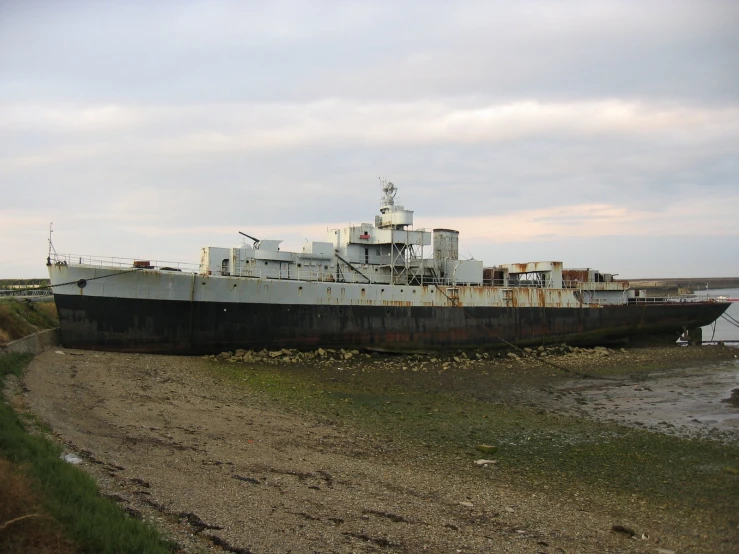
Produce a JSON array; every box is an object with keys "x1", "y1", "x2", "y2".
[{"x1": 52, "y1": 294, "x2": 730, "y2": 354}]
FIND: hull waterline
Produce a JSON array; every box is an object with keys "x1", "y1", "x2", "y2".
[{"x1": 52, "y1": 292, "x2": 730, "y2": 354}]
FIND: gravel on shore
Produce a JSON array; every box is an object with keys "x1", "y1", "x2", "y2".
[{"x1": 11, "y1": 344, "x2": 739, "y2": 553}]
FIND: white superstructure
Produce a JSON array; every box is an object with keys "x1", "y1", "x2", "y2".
[{"x1": 196, "y1": 178, "x2": 626, "y2": 305}]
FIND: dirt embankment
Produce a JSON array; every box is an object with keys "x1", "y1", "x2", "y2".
[
  {"x1": 13, "y1": 345, "x2": 739, "y2": 554},
  {"x1": 0, "y1": 299, "x2": 58, "y2": 345}
]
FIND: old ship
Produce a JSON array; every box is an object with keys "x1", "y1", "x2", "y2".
[{"x1": 48, "y1": 180, "x2": 730, "y2": 353}]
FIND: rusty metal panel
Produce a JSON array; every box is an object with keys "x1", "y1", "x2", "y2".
[
  {"x1": 505, "y1": 261, "x2": 562, "y2": 273},
  {"x1": 563, "y1": 269, "x2": 590, "y2": 282}
]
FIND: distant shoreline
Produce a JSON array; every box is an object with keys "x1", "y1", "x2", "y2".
[{"x1": 628, "y1": 277, "x2": 739, "y2": 290}]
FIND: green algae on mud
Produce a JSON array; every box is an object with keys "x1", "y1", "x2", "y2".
[{"x1": 204, "y1": 347, "x2": 739, "y2": 534}]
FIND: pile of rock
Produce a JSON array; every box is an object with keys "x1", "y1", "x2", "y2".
[
  {"x1": 204, "y1": 347, "x2": 368, "y2": 365},
  {"x1": 505, "y1": 345, "x2": 623, "y2": 360},
  {"x1": 203, "y1": 343, "x2": 628, "y2": 372}
]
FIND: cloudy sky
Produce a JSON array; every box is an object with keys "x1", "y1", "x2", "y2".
[{"x1": 1, "y1": 0, "x2": 738, "y2": 279}]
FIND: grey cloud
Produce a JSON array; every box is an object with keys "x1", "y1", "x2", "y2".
[
  {"x1": 2, "y1": 0, "x2": 737, "y2": 104},
  {"x1": 0, "y1": 0, "x2": 737, "y2": 278}
]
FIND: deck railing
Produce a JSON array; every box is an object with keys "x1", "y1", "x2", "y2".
[
  {"x1": 0, "y1": 288, "x2": 53, "y2": 298},
  {"x1": 52, "y1": 254, "x2": 200, "y2": 273}
]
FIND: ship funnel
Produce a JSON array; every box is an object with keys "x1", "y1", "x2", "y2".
[{"x1": 433, "y1": 229, "x2": 459, "y2": 261}]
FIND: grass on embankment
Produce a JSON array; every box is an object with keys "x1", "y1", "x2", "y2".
[
  {"x1": 0, "y1": 353, "x2": 174, "y2": 554},
  {"x1": 0, "y1": 299, "x2": 58, "y2": 345},
  {"x1": 209, "y1": 356, "x2": 739, "y2": 525}
]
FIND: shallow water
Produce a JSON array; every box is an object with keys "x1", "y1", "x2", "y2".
[
  {"x1": 538, "y1": 360, "x2": 739, "y2": 443},
  {"x1": 697, "y1": 287, "x2": 739, "y2": 343},
  {"x1": 547, "y1": 289, "x2": 739, "y2": 442}
]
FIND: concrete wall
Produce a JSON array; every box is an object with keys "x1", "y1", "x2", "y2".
[{"x1": 0, "y1": 328, "x2": 60, "y2": 355}]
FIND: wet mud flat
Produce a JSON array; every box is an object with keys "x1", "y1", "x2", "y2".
[
  {"x1": 13, "y1": 345, "x2": 739, "y2": 553},
  {"x1": 528, "y1": 362, "x2": 739, "y2": 443}
]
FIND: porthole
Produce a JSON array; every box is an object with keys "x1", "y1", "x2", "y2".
[{"x1": 77, "y1": 279, "x2": 87, "y2": 289}]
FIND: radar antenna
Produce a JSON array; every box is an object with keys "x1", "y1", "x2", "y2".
[{"x1": 379, "y1": 177, "x2": 397, "y2": 208}]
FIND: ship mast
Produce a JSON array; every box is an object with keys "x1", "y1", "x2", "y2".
[
  {"x1": 375, "y1": 178, "x2": 422, "y2": 284},
  {"x1": 46, "y1": 222, "x2": 57, "y2": 265}
]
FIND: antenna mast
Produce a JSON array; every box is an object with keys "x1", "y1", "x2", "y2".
[{"x1": 47, "y1": 222, "x2": 58, "y2": 265}]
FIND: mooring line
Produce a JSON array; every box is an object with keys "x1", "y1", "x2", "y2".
[
  {"x1": 433, "y1": 283, "x2": 620, "y2": 380},
  {"x1": 13, "y1": 266, "x2": 145, "y2": 293}
]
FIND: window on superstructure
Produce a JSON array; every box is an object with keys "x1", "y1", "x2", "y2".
[{"x1": 365, "y1": 248, "x2": 369, "y2": 264}]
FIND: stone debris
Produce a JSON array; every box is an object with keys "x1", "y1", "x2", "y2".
[
  {"x1": 61, "y1": 452, "x2": 83, "y2": 464},
  {"x1": 475, "y1": 444, "x2": 498, "y2": 455},
  {"x1": 200, "y1": 343, "x2": 729, "y2": 390}
]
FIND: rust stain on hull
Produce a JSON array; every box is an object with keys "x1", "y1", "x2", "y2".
[{"x1": 52, "y1": 294, "x2": 731, "y2": 354}]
